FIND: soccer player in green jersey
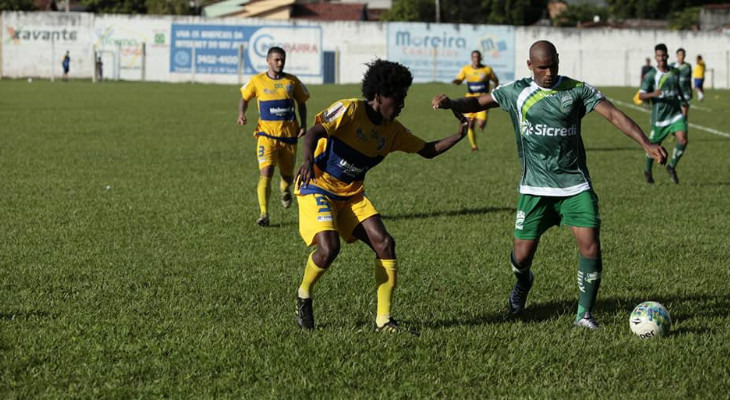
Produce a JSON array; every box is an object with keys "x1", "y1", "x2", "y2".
[
  {"x1": 670, "y1": 48, "x2": 692, "y2": 119},
  {"x1": 432, "y1": 40, "x2": 667, "y2": 329},
  {"x1": 640, "y1": 43, "x2": 689, "y2": 184}
]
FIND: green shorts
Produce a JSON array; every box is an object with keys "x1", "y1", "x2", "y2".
[
  {"x1": 514, "y1": 190, "x2": 601, "y2": 240},
  {"x1": 649, "y1": 119, "x2": 687, "y2": 144}
]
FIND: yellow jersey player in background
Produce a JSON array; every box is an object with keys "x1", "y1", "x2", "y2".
[
  {"x1": 294, "y1": 59, "x2": 469, "y2": 333},
  {"x1": 237, "y1": 46, "x2": 309, "y2": 227},
  {"x1": 452, "y1": 50, "x2": 499, "y2": 151}
]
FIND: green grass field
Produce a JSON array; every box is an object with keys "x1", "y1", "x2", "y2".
[{"x1": 1, "y1": 79, "x2": 729, "y2": 399}]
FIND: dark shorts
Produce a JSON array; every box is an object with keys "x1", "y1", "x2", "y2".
[
  {"x1": 63, "y1": 67, "x2": 69, "y2": 74},
  {"x1": 694, "y1": 78, "x2": 704, "y2": 90}
]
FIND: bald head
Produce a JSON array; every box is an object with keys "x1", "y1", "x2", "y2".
[
  {"x1": 529, "y1": 40, "x2": 558, "y2": 62},
  {"x1": 527, "y1": 40, "x2": 559, "y2": 88}
]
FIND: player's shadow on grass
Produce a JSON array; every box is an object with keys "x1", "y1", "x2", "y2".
[
  {"x1": 382, "y1": 206, "x2": 514, "y2": 221},
  {"x1": 423, "y1": 293, "x2": 729, "y2": 335}
]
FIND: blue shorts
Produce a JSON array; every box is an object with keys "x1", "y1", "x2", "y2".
[{"x1": 694, "y1": 78, "x2": 704, "y2": 89}]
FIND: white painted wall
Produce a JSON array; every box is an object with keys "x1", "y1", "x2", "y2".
[{"x1": 3, "y1": 12, "x2": 729, "y2": 88}]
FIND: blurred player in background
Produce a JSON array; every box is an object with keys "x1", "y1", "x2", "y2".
[
  {"x1": 639, "y1": 43, "x2": 688, "y2": 184},
  {"x1": 452, "y1": 50, "x2": 499, "y2": 151},
  {"x1": 433, "y1": 40, "x2": 667, "y2": 330},
  {"x1": 670, "y1": 48, "x2": 692, "y2": 118},
  {"x1": 693, "y1": 55, "x2": 706, "y2": 102},
  {"x1": 238, "y1": 47, "x2": 309, "y2": 227},
  {"x1": 61, "y1": 51, "x2": 70, "y2": 82},
  {"x1": 294, "y1": 59, "x2": 468, "y2": 333}
]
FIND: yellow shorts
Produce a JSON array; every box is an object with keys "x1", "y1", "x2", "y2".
[
  {"x1": 297, "y1": 193, "x2": 379, "y2": 246},
  {"x1": 256, "y1": 135, "x2": 296, "y2": 176},
  {"x1": 465, "y1": 110, "x2": 488, "y2": 121}
]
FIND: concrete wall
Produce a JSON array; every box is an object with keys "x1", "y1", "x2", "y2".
[{"x1": 3, "y1": 11, "x2": 729, "y2": 88}]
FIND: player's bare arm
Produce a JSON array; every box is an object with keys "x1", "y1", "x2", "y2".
[
  {"x1": 237, "y1": 99, "x2": 249, "y2": 125},
  {"x1": 593, "y1": 99, "x2": 668, "y2": 165},
  {"x1": 431, "y1": 93, "x2": 498, "y2": 113},
  {"x1": 295, "y1": 124, "x2": 327, "y2": 187},
  {"x1": 418, "y1": 110, "x2": 469, "y2": 159},
  {"x1": 297, "y1": 102, "x2": 308, "y2": 137},
  {"x1": 451, "y1": 78, "x2": 462, "y2": 85}
]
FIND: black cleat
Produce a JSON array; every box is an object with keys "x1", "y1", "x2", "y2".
[
  {"x1": 296, "y1": 296, "x2": 314, "y2": 330},
  {"x1": 281, "y1": 189, "x2": 292, "y2": 208},
  {"x1": 508, "y1": 271, "x2": 534, "y2": 315},
  {"x1": 256, "y1": 214, "x2": 270, "y2": 227},
  {"x1": 376, "y1": 318, "x2": 419, "y2": 336},
  {"x1": 666, "y1": 165, "x2": 679, "y2": 184},
  {"x1": 574, "y1": 312, "x2": 600, "y2": 330},
  {"x1": 644, "y1": 171, "x2": 655, "y2": 184}
]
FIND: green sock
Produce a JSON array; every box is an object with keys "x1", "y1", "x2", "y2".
[
  {"x1": 668, "y1": 143, "x2": 687, "y2": 168},
  {"x1": 644, "y1": 155, "x2": 654, "y2": 173},
  {"x1": 510, "y1": 251, "x2": 532, "y2": 286},
  {"x1": 576, "y1": 255, "x2": 602, "y2": 320}
]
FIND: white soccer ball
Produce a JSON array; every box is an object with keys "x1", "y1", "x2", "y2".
[
  {"x1": 630, "y1": 301, "x2": 671, "y2": 339},
  {"x1": 28, "y1": 77, "x2": 33, "y2": 83}
]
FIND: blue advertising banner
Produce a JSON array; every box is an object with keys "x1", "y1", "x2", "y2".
[
  {"x1": 170, "y1": 24, "x2": 322, "y2": 77},
  {"x1": 387, "y1": 23, "x2": 515, "y2": 83}
]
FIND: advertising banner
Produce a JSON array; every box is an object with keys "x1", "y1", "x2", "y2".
[
  {"x1": 169, "y1": 24, "x2": 322, "y2": 77},
  {"x1": 387, "y1": 23, "x2": 515, "y2": 83}
]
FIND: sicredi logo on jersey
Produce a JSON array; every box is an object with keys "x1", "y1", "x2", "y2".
[{"x1": 521, "y1": 120, "x2": 578, "y2": 137}]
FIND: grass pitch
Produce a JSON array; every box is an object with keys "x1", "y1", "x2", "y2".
[{"x1": 1, "y1": 79, "x2": 729, "y2": 399}]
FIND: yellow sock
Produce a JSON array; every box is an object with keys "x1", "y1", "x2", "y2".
[
  {"x1": 257, "y1": 176, "x2": 271, "y2": 216},
  {"x1": 298, "y1": 251, "x2": 326, "y2": 299},
  {"x1": 375, "y1": 259, "x2": 397, "y2": 327},
  {"x1": 280, "y1": 179, "x2": 291, "y2": 194},
  {"x1": 467, "y1": 127, "x2": 476, "y2": 149}
]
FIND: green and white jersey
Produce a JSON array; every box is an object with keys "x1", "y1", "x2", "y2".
[
  {"x1": 491, "y1": 76, "x2": 605, "y2": 197},
  {"x1": 640, "y1": 67, "x2": 687, "y2": 127},
  {"x1": 670, "y1": 62, "x2": 693, "y2": 100}
]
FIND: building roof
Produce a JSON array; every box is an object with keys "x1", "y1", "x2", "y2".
[
  {"x1": 202, "y1": 0, "x2": 250, "y2": 18},
  {"x1": 291, "y1": 2, "x2": 367, "y2": 21}
]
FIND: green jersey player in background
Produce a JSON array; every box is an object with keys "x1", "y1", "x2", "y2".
[
  {"x1": 640, "y1": 43, "x2": 689, "y2": 184},
  {"x1": 432, "y1": 40, "x2": 667, "y2": 329},
  {"x1": 670, "y1": 47, "x2": 692, "y2": 119}
]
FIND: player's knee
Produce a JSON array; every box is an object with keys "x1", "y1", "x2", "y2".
[
  {"x1": 373, "y1": 234, "x2": 396, "y2": 259},
  {"x1": 580, "y1": 242, "x2": 601, "y2": 259},
  {"x1": 316, "y1": 239, "x2": 340, "y2": 267}
]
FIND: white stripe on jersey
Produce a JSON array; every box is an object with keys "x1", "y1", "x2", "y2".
[
  {"x1": 519, "y1": 182, "x2": 591, "y2": 197},
  {"x1": 654, "y1": 113, "x2": 684, "y2": 127}
]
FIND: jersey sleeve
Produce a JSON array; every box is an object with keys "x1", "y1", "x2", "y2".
[
  {"x1": 640, "y1": 71, "x2": 654, "y2": 93},
  {"x1": 490, "y1": 84, "x2": 510, "y2": 111},
  {"x1": 580, "y1": 82, "x2": 606, "y2": 113},
  {"x1": 314, "y1": 100, "x2": 352, "y2": 136},
  {"x1": 390, "y1": 123, "x2": 426, "y2": 154},
  {"x1": 455, "y1": 67, "x2": 466, "y2": 82},
  {"x1": 241, "y1": 78, "x2": 256, "y2": 101}
]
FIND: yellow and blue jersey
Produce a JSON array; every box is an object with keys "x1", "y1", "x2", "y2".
[
  {"x1": 298, "y1": 99, "x2": 426, "y2": 199},
  {"x1": 456, "y1": 65, "x2": 497, "y2": 97},
  {"x1": 241, "y1": 72, "x2": 309, "y2": 143}
]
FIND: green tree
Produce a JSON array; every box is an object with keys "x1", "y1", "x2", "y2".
[
  {"x1": 80, "y1": 0, "x2": 147, "y2": 13},
  {"x1": 669, "y1": 6, "x2": 700, "y2": 30},
  {"x1": 381, "y1": 0, "x2": 435, "y2": 22},
  {"x1": 0, "y1": 0, "x2": 36, "y2": 10}
]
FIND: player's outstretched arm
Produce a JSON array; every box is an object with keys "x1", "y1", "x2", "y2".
[
  {"x1": 593, "y1": 100, "x2": 668, "y2": 165},
  {"x1": 432, "y1": 94, "x2": 498, "y2": 113},
  {"x1": 418, "y1": 110, "x2": 469, "y2": 159},
  {"x1": 295, "y1": 124, "x2": 327, "y2": 187}
]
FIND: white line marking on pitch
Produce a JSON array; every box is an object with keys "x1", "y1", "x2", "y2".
[{"x1": 608, "y1": 97, "x2": 730, "y2": 138}]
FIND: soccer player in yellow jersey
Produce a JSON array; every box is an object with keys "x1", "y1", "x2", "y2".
[
  {"x1": 693, "y1": 55, "x2": 706, "y2": 102},
  {"x1": 452, "y1": 50, "x2": 499, "y2": 151},
  {"x1": 294, "y1": 59, "x2": 469, "y2": 333},
  {"x1": 237, "y1": 46, "x2": 309, "y2": 227}
]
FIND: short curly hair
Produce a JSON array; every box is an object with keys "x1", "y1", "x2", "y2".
[{"x1": 361, "y1": 59, "x2": 413, "y2": 101}]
